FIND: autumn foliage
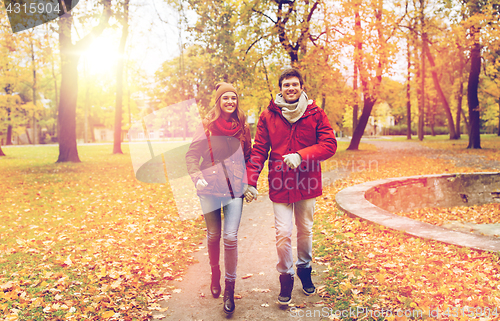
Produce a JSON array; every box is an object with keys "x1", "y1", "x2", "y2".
[
  {"x1": 1, "y1": 138, "x2": 500, "y2": 320},
  {"x1": 0, "y1": 145, "x2": 205, "y2": 320},
  {"x1": 313, "y1": 139, "x2": 500, "y2": 320}
]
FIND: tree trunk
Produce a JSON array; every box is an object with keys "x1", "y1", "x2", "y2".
[
  {"x1": 456, "y1": 93, "x2": 462, "y2": 137},
  {"x1": 113, "y1": 0, "x2": 129, "y2": 154},
  {"x1": 26, "y1": 128, "x2": 32, "y2": 144},
  {"x1": 353, "y1": 64, "x2": 358, "y2": 132},
  {"x1": 467, "y1": 38, "x2": 481, "y2": 149},
  {"x1": 57, "y1": 1, "x2": 111, "y2": 162},
  {"x1": 6, "y1": 124, "x2": 12, "y2": 145},
  {"x1": 347, "y1": 0, "x2": 383, "y2": 150},
  {"x1": 352, "y1": 6, "x2": 361, "y2": 134},
  {"x1": 83, "y1": 58, "x2": 89, "y2": 144},
  {"x1": 423, "y1": 40, "x2": 457, "y2": 139},
  {"x1": 431, "y1": 112, "x2": 435, "y2": 136},
  {"x1": 0, "y1": 144, "x2": 5, "y2": 156},
  {"x1": 45, "y1": 23, "x2": 59, "y2": 139},
  {"x1": 407, "y1": 37, "x2": 412, "y2": 139},
  {"x1": 348, "y1": 96, "x2": 377, "y2": 150},
  {"x1": 84, "y1": 80, "x2": 89, "y2": 143},
  {"x1": 461, "y1": 108, "x2": 469, "y2": 135},
  {"x1": 455, "y1": 46, "x2": 464, "y2": 138},
  {"x1": 498, "y1": 98, "x2": 500, "y2": 136},
  {"x1": 31, "y1": 40, "x2": 37, "y2": 145},
  {"x1": 57, "y1": 14, "x2": 81, "y2": 162},
  {"x1": 418, "y1": 0, "x2": 425, "y2": 141},
  {"x1": 127, "y1": 66, "x2": 131, "y2": 127},
  {"x1": 418, "y1": 45, "x2": 425, "y2": 141},
  {"x1": 51, "y1": 50, "x2": 59, "y2": 139}
]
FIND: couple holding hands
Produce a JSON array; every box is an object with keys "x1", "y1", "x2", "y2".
[{"x1": 185, "y1": 68, "x2": 337, "y2": 314}]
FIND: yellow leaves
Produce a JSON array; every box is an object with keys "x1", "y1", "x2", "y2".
[
  {"x1": 0, "y1": 280, "x2": 15, "y2": 291},
  {"x1": 63, "y1": 254, "x2": 73, "y2": 266},
  {"x1": 110, "y1": 279, "x2": 122, "y2": 289},
  {"x1": 0, "y1": 149, "x2": 206, "y2": 319},
  {"x1": 0, "y1": 302, "x2": 9, "y2": 312},
  {"x1": 96, "y1": 267, "x2": 108, "y2": 279},
  {"x1": 375, "y1": 273, "x2": 386, "y2": 284},
  {"x1": 101, "y1": 310, "x2": 116, "y2": 318},
  {"x1": 31, "y1": 297, "x2": 44, "y2": 308},
  {"x1": 403, "y1": 203, "x2": 500, "y2": 226},
  {"x1": 314, "y1": 147, "x2": 500, "y2": 316}
]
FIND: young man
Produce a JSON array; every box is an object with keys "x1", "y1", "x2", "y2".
[{"x1": 245, "y1": 68, "x2": 337, "y2": 304}]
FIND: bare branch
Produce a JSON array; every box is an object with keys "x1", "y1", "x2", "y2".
[
  {"x1": 309, "y1": 31, "x2": 326, "y2": 45},
  {"x1": 245, "y1": 34, "x2": 270, "y2": 55},
  {"x1": 306, "y1": 0, "x2": 320, "y2": 23},
  {"x1": 252, "y1": 8, "x2": 277, "y2": 24},
  {"x1": 74, "y1": 0, "x2": 112, "y2": 52}
]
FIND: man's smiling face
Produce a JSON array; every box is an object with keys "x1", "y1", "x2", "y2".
[{"x1": 280, "y1": 77, "x2": 302, "y2": 104}]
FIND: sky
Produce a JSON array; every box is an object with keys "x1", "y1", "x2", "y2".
[{"x1": 78, "y1": 0, "x2": 186, "y2": 78}]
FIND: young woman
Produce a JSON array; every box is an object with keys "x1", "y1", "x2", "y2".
[{"x1": 185, "y1": 82, "x2": 252, "y2": 314}]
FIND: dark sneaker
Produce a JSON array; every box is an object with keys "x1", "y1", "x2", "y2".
[
  {"x1": 297, "y1": 267, "x2": 316, "y2": 296},
  {"x1": 278, "y1": 273, "x2": 294, "y2": 305}
]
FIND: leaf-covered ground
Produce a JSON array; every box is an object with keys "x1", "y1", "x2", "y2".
[
  {"x1": 2, "y1": 136, "x2": 500, "y2": 321},
  {"x1": 402, "y1": 204, "x2": 500, "y2": 226},
  {"x1": 0, "y1": 145, "x2": 205, "y2": 320},
  {"x1": 313, "y1": 137, "x2": 500, "y2": 321}
]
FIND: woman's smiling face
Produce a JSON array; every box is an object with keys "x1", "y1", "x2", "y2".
[{"x1": 220, "y1": 92, "x2": 238, "y2": 118}]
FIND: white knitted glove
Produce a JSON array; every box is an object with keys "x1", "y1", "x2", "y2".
[
  {"x1": 196, "y1": 178, "x2": 208, "y2": 190},
  {"x1": 244, "y1": 185, "x2": 258, "y2": 202},
  {"x1": 283, "y1": 153, "x2": 302, "y2": 169}
]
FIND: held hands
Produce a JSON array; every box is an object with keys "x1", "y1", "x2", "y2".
[
  {"x1": 283, "y1": 153, "x2": 302, "y2": 169},
  {"x1": 196, "y1": 178, "x2": 208, "y2": 191},
  {"x1": 244, "y1": 185, "x2": 258, "y2": 202}
]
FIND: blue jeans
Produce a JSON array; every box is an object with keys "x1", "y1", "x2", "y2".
[
  {"x1": 273, "y1": 198, "x2": 316, "y2": 275},
  {"x1": 199, "y1": 195, "x2": 243, "y2": 282}
]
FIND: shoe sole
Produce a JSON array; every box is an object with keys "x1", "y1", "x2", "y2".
[
  {"x1": 303, "y1": 288, "x2": 316, "y2": 296},
  {"x1": 278, "y1": 298, "x2": 291, "y2": 305}
]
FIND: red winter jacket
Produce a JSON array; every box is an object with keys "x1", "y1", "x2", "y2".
[{"x1": 246, "y1": 99, "x2": 337, "y2": 203}]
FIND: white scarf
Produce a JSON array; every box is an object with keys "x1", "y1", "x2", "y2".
[{"x1": 274, "y1": 91, "x2": 312, "y2": 124}]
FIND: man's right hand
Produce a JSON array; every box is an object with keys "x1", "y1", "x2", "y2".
[
  {"x1": 196, "y1": 178, "x2": 208, "y2": 191},
  {"x1": 244, "y1": 185, "x2": 258, "y2": 202}
]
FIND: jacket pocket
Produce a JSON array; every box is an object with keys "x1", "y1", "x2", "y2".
[
  {"x1": 231, "y1": 164, "x2": 246, "y2": 195},
  {"x1": 201, "y1": 166, "x2": 218, "y2": 188}
]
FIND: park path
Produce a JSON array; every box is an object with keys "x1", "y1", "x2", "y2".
[
  {"x1": 157, "y1": 138, "x2": 500, "y2": 321},
  {"x1": 158, "y1": 172, "x2": 349, "y2": 321}
]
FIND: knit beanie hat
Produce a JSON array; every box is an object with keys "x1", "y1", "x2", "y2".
[{"x1": 215, "y1": 82, "x2": 237, "y2": 104}]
